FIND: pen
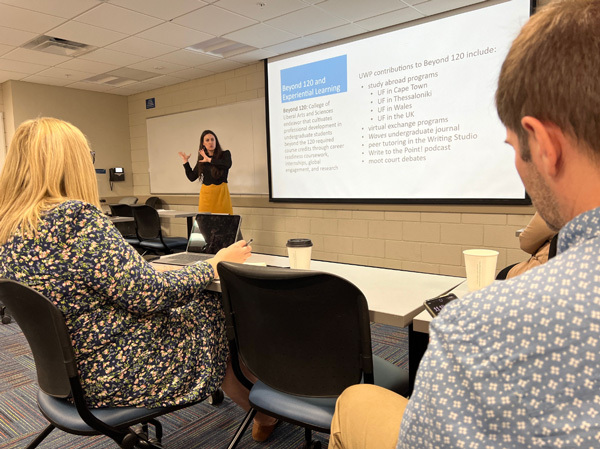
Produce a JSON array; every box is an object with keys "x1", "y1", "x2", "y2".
[{"x1": 244, "y1": 239, "x2": 253, "y2": 247}]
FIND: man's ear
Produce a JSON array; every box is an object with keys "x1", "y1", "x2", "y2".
[{"x1": 521, "y1": 116, "x2": 563, "y2": 177}]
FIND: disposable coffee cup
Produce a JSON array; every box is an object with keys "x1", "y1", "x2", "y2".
[
  {"x1": 463, "y1": 249, "x2": 499, "y2": 291},
  {"x1": 286, "y1": 238, "x2": 313, "y2": 269}
]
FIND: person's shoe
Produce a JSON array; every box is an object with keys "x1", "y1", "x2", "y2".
[{"x1": 252, "y1": 419, "x2": 278, "y2": 442}]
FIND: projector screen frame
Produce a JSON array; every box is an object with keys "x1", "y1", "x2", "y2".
[{"x1": 265, "y1": 0, "x2": 536, "y2": 206}]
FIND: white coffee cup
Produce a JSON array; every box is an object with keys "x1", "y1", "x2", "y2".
[
  {"x1": 463, "y1": 249, "x2": 499, "y2": 291},
  {"x1": 286, "y1": 238, "x2": 313, "y2": 269}
]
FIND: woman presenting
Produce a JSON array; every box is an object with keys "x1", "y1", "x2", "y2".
[{"x1": 179, "y1": 130, "x2": 233, "y2": 214}]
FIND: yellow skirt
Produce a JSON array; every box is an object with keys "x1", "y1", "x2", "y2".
[{"x1": 198, "y1": 183, "x2": 233, "y2": 214}]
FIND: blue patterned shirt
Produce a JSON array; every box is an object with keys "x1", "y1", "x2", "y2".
[{"x1": 399, "y1": 207, "x2": 600, "y2": 448}]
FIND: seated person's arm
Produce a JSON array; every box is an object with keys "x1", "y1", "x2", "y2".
[{"x1": 67, "y1": 204, "x2": 215, "y2": 316}]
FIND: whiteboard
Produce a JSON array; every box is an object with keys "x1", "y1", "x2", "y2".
[{"x1": 147, "y1": 99, "x2": 268, "y2": 194}]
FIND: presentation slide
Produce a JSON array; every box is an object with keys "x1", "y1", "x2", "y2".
[{"x1": 267, "y1": 0, "x2": 532, "y2": 204}]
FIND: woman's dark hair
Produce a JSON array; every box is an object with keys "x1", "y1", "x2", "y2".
[{"x1": 199, "y1": 130, "x2": 224, "y2": 178}]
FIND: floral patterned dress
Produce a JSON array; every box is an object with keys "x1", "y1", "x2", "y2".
[{"x1": 0, "y1": 200, "x2": 228, "y2": 408}]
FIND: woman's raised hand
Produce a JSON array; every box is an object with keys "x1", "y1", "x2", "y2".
[
  {"x1": 198, "y1": 149, "x2": 211, "y2": 163},
  {"x1": 207, "y1": 240, "x2": 252, "y2": 277},
  {"x1": 178, "y1": 152, "x2": 191, "y2": 163}
]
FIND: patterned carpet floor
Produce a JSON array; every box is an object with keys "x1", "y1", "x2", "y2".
[{"x1": 0, "y1": 319, "x2": 407, "y2": 449}]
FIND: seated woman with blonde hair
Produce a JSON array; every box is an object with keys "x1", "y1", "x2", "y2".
[{"x1": 0, "y1": 118, "x2": 277, "y2": 441}]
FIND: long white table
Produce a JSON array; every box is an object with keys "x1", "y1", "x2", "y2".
[
  {"x1": 109, "y1": 216, "x2": 134, "y2": 223},
  {"x1": 156, "y1": 209, "x2": 197, "y2": 236},
  {"x1": 153, "y1": 253, "x2": 466, "y2": 393},
  {"x1": 244, "y1": 254, "x2": 466, "y2": 328}
]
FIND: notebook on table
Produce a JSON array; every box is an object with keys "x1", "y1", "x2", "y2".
[{"x1": 154, "y1": 214, "x2": 242, "y2": 266}]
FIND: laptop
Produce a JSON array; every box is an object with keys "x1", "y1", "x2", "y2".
[{"x1": 154, "y1": 214, "x2": 242, "y2": 266}]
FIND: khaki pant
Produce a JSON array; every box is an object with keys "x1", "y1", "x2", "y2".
[{"x1": 329, "y1": 384, "x2": 408, "y2": 449}]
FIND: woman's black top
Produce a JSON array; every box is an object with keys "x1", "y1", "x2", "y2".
[{"x1": 183, "y1": 150, "x2": 231, "y2": 185}]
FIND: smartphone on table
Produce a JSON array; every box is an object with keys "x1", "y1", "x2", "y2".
[{"x1": 424, "y1": 293, "x2": 458, "y2": 317}]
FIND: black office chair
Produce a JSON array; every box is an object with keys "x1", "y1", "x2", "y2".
[
  {"x1": 0, "y1": 278, "x2": 224, "y2": 448},
  {"x1": 118, "y1": 196, "x2": 138, "y2": 205},
  {"x1": 132, "y1": 205, "x2": 187, "y2": 255},
  {"x1": 108, "y1": 204, "x2": 140, "y2": 248},
  {"x1": 0, "y1": 302, "x2": 11, "y2": 324},
  {"x1": 217, "y1": 262, "x2": 410, "y2": 449},
  {"x1": 144, "y1": 197, "x2": 163, "y2": 209}
]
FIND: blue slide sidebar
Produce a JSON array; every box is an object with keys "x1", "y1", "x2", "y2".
[{"x1": 280, "y1": 55, "x2": 347, "y2": 103}]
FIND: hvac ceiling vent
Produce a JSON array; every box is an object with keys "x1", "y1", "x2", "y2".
[
  {"x1": 23, "y1": 35, "x2": 95, "y2": 57},
  {"x1": 186, "y1": 37, "x2": 256, "y2": 58},
  {"x1": 83, "y1": 68, "x2": 160, "y2": 86}
]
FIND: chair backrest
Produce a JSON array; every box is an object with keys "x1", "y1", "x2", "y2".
[
  {"x1": 0, "y1": 279, "x2": 75, "y2": 398},
  {"x1": 217, "y1": 262, "x2": 374, "y2": 397},
  {"x1": 108, "y1": 203, "x2": 134, "y2": 217},
  {"x1": 109, "y1": 204, "x2": 137, "y2": 237},
  {"x1": 145, "y1": 196, "x2": 163, "y2": 209},
  {"x1": 118, "y1": 196, "x2": 138, "y2": 205},
  {"x1": 131, "y1": 205, "x2": 162, "y2": 240}
]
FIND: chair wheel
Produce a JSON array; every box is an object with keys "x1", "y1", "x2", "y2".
[
  {"x1": 208, "y1": 388, "x2": 224, "y2": 405},
  {"x1": 0, "y1": 306, "x2": 10, "y2": 324}
]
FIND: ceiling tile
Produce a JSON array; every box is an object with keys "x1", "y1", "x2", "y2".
[
  {"x1": 0, "y1": 58, "x2": 47, "y2": 74},
  {"x1": 224, "y1": 23, "x2": 297, "y2": 48},
  {"x1": 215, "y1": 0, "x2": 307, "y2": 21},
  {"x1": 3, "y1": 47, "x2": 71, "y2": 65},
  {"x1": 106, "y1": 37, "x2": 178, "y2": 59},
  {"x1": 229, "y1": 48, "x2": 277, "y2": 64},
  {"x1": 48, "y1": 21, "x2": 128, "y2": 47},
  {"x1": 155, "y1": 49, "x2": 220, "y2": 67},
  {"x1": 126, "y1": 58, "x2": 188, "y2": 75},
  {"x1": 199, "y1": 58, "x2": 244, "y2": 72},
  {"x1": 105, "y1": 84, "x2": 150, "y2": 96},
  {"x1": 266, "y1": 7, "x2": 347, "y2": 36},
  {"x1": 136, "y1": 23, "x2": 214, "y2": 48},
  {"x1": 0, "y1": 68, "x2": 31, "y2": 82},
  {"x1": 142, "y1": 74, "x2": 188, "y2": 87},
  {"x1": 36, "y1": 66, "x2": 95, "y2": 82},
  {"x1": 171, "y1": 66, "x2": 214, "y2": 80},
  {"x1": 173, "y1": 5, "x2": 257, "y2": 36},
  {"x1": 307, "y1": 23, "x2": 369, "y2": 44},
  {"x1": 413, "y1": 0, "x2": 486, "y2": 16},
  {"x1": 0, "y1": 26, "x2": 37, "y2": 47},
  {"x1": 56, "y1": 58, "x2": 121, "y2": 75},
  {"x1": 400, "y1": 0, "x2": 438, "y2": 6},
  {"x1": 21, "y1": 73, "x2": 72, "y2": 86},
  {"x1": 264, "y1": 37, "x2": 320, "y2": 55},
  {"x1": 79, "y1": 48, "x2": 146, "y2": 66},
  {"x1": 75, "y1": 3, "x2": 163, "y2": 34},
  {"x1": 118, "y1": 79, "x2": 163, "y2": 92},
  {"x1": 0, "y1": 0, "x2": 99, "y2": 19},
  {"x1": 109, "y1": 0, "x2": 207, "y2": 20},
  {"x1": 317, "y1": 0, "x2": 407, "y2": 22},
  {"x1": 356, "y1": 7, "x2": 425, "y2": 31},
  {"x1": 0, "y1": 3, "x2": 65, "y2": 34},
  {"x1": 0, "y1": 43, "x2": 13, "y2": 57},
  {"x1": 66, "y1": 80, "x2": 120, "y2": 93}
]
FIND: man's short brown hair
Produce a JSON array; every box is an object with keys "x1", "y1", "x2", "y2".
[{"x1": 496, "y1": 0, "x2": 600, "y2": 159}]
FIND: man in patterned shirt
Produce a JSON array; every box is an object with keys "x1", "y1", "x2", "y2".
[{"x1": 328, "y1": 1, "x2": 600, "y2": 448}]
